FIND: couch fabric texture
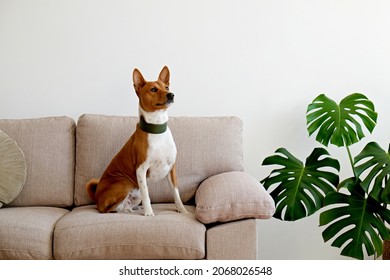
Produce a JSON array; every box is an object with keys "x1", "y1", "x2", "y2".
[{"x1": 0, "y1": 115, "x2": 275, "y2": 260}]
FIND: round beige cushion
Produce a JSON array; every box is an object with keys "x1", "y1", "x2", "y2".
[{"x1": 0, "y1": 130, "x2": 27, "y2": 207}]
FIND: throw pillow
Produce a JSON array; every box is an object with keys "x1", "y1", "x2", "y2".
[
  {"x1": 0, "y1": 130, "x2": 27, "y2": 208},
  {"x1": 195, "y1": 171, "x2": 275, "y2": 224}
]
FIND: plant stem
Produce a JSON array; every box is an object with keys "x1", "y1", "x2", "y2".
[{"x1": 346, "y1": 145, "x2": 357, "y2": 178}]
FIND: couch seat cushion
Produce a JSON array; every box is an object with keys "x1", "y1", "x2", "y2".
[
  {"x1": 54, "y1": 204, "x2": 205, "y2": 259},
  {"x1": 0, "y1": 207, "x2": 69, "y2": 259}
]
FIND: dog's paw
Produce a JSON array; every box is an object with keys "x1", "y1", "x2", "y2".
[
  {"x1": 144, "y1": 208, "x2": 155, "y2": 216},
  {"x1": 178, "y1": 207, "x2": 189, "y2": 214},
  {"x1": 144, "y1": 212, "x2": 155, "y2": 217}
]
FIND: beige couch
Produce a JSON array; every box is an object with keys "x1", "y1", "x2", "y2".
[{"x1": 0, "y1": 115, "x2": 275, "y2": 260}]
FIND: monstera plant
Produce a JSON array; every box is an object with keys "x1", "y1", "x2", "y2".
[{"x1": 261, "y1": 93, "x2": 390, "y2": 259}]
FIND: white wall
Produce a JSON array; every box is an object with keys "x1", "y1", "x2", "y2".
[{"x1": 1, "y1": 0, "x2": 389, "y2": 259}]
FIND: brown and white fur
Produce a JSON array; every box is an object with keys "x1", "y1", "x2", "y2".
[{"x1": 86, "y1": 66, "x2": 188, "y2": 216}]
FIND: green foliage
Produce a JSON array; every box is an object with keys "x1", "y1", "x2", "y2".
[
  {"x1": 320, "y1": 180, "x2": 390, "y2": 260},
  {"x1": 306, "y1": 93, "x2": 377, "y2": 147},
  {"x1": 354, "y1": 142, "x2": 390, "y2": 203},
  {"x1": 261, "y1": 148, "x2": 339, "y2": 221},
  {"x1": 261, "y1": 92, "x2": 389, "y2": 260}
]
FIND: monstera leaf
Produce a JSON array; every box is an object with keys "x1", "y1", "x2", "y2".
[
  {"x1": 320, "y1": 179, "x2": 390, "y2": 259},
  {"x1": 306, "y1": 93, "x2": 377, "y2": 147},
  {"x1": 261, "y1": 147, "x2": 340, "y2": 221},
  {"x1": 354, "y1": 142, "x2": 390, "y2": 203}
]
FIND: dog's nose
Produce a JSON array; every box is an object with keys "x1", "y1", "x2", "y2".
[{"x1": 166, "y1": 92, "x2": 174, "y2": 100}]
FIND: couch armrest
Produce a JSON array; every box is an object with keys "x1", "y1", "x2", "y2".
[{"x1": 195, "y1": 171, "x2": 275, "y2": 224}]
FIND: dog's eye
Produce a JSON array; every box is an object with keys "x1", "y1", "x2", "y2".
[
  {"x1": 150, "y1": 87, "x2": 158, "y2": 92},
  {"x1": 165, "y1": 87, "x2": 169, "y2": 91}
]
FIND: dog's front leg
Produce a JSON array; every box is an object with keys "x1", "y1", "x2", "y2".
[
  {"x1": 136, "y1": 166, "x2": 154, "y2": 216},
  {"x1": 167, "y1": 165, "x2": 189, "y2": 214}
]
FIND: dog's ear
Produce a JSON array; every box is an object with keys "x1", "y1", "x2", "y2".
[
  {"x1": 158, "y1": 66, "x2": 170, "y2": 86},
  {"x1": 133, "y1": 68, "x2": 146, "y2": 94}
]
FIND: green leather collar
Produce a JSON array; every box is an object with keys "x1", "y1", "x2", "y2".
[{"x1": 139, "y1": 116, "x2": 168, "y2": 134}]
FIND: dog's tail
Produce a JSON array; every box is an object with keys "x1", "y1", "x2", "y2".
[{"x1": 85, "y1": 178, "x2": 99, "y2": 201}]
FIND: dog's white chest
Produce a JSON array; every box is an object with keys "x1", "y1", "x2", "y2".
[{"x1": 145, "y1": 128, "x2": 176, "y2": 182}]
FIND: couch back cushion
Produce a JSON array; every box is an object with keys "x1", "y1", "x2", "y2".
[
  {"x1": 0, "y1": 117, "x2": 75, "y2": 207},
  {"x1": 74, "y1": 114, "x2": 244, "y2": 206}
]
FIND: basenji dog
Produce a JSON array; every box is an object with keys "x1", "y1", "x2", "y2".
[{"x1": 86, "y1": 66, "x2": 188, "y2": 216}]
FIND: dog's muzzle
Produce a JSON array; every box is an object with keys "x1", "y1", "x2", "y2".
[{"x1": 166, "y1": 92, "x2": 174, "y2": 103}]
